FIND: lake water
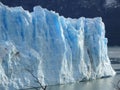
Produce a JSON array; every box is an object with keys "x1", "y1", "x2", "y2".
[
  {"x1": 40, "y1": 47, "x2": 120, "y2": 90},
  {"x1": 46, "y1": 75, "x2": 120, "y2": 90},
  {"x1": 46, "y1": 71, "x2": 120, "y2": 90}
]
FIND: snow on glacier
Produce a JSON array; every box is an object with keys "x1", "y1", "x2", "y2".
[{"x1": 0, "y1": 2, "x2": 115, "y2": 89}]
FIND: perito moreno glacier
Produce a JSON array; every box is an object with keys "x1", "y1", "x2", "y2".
[{"x1": 0, "y1": 2, "x2": 115, "y2": 89}]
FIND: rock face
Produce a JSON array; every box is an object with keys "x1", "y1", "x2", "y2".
[{"x1": 0, "y1": 2, "x2": 115, "y2": 90}]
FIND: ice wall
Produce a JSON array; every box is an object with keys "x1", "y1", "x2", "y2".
[{"x1": 0, "y1": 2, "x2": 115, "y2": 89}]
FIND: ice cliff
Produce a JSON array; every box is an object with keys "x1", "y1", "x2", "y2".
[{"x1": 0, "y1": 2, "x2": 115, "y2": 90}]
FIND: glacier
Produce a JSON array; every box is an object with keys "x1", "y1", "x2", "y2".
[{"x1": 0, "y1": 2, "x2": 115, "y2": 90}]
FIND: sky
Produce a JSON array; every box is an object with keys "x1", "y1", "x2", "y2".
[{"x1": 0, "y1": 0, "x2": 120, "y2": 46}]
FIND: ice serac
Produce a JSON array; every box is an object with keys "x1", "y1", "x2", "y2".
[{"x1": 0, "y1": 2, "x2": 115, "y2": 89}]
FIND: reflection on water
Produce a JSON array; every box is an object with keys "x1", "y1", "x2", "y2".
[{"x1": 47, "y1": 75, "x2": 119, "y2": 90}]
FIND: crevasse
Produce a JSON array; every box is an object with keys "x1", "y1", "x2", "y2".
[{"x1": 0, "y1": 2, "x2": 115, "y2": 89}]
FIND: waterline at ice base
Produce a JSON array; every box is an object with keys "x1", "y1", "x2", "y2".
[{"x1": 0, "y1": 2, "x2": 115, "y2": 89}]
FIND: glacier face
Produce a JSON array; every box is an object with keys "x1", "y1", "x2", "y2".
[{"x1": 0, "y1": 2, "x2": 115, "y2": 89}]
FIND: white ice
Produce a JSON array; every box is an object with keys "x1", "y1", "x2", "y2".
[{"x1": 0, "y1": 2, "x2": 115, "y2": 89}]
